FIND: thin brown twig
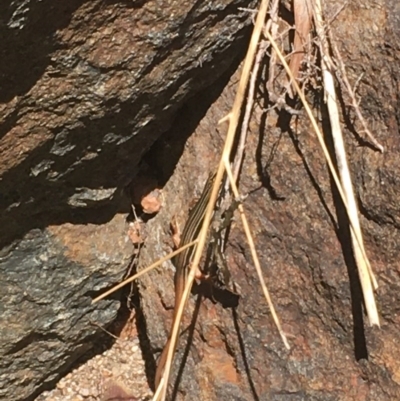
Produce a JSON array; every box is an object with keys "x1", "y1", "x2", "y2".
[
  {"x1": 89, "y1": 321, "x2": 119, "y2": 340},
  {"x1": 265, "y1": 0, "x2": 282, "y2": 97},
  {"x1": 232, "y1": 40, "x2": 267, "y2": 183},
  {"x1": 326, "y1": 1, "x2": 349, "y2": 26},
  {"x1": 329, "y1": 36, "x2": 384, "y2": 152}
]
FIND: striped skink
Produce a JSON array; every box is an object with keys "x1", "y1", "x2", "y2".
[{"x1": 154, "y1": 172, "x2": 216, "y2": 388}]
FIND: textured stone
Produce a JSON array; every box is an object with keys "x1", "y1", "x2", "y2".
[
  {"x1": 2, "y1": 0, "x2": 400, "y2": 400},
  {"x1": 139, "y1": 1, "x2": 400, "y2": 400},
  {"x1": 0, "y1": 0, "x2": 257, "y2": 400}
]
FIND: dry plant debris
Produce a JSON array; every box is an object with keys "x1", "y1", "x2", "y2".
[
  {"x1": 257, "y1": 0, "x2": 381, "y2": 326},
  {"x1": 89, "y1": 1, "x2": 384, "y2": 400}
]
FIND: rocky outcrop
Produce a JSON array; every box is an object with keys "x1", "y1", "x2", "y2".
[
  {"x1": 140, "y1": 1, "x2": 400, "y2": 400},
  {"x1": 0, "y1": 1, "x2": 257, "y2": 400},
  {"x1": 2, "y1": 0, "x2": 400, "y2": 400}
]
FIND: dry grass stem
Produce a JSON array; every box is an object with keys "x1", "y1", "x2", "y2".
[
  {"x1": 224, "y1": 161, "x2": 290, "y2": 349},
  {"x1": 152, "y1": 376, "x2": 164, "y2": 401},
  {"x1": 89, "y1": 321, "x2": 119, "y2": 340},
  {"x1": 263, "y1": 1, "x2": 381, "y2": 325},
  {"x1": 264, "y1": 27, "x2": 379, "y2": 320},
  {"x1": 232, "y1": 40, "x2": 266, "y2": 183},
  {"x1": 154, "y1": 1, "x2": 272, "y2": 399},
  {"x1": 88, "y1": 3, "x2": 385, "y2": 400},
  {"x1": 224, "y1": 0, "x2": 289, "y2": 350},
  {"x1": 92, "y1": 239, "x2": 198, "y2": 304},
  {"x1": 314, "y1": 0, "x2": 379, "y2": 326}
]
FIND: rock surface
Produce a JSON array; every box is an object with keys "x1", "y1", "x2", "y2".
[
  {"x1": 0, "y1": 1, "x2": 257, "y2": 400},
  {"x1": 139, "y1": 1, "x2": 400, "y2": 400},
  {"x1": 2, "y1": 0, "x2": 400, "y2": 401}
]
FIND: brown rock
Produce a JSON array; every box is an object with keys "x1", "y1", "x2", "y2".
[
  {"x1": 0, "y1": 0, "x2": 257, "y2": 400},
  {"x1": 139, "y1": 2, "x2": 400, "y2": 400},
  {"x1": 2, "y1": 0, "x2": 400, "y2": 401}
]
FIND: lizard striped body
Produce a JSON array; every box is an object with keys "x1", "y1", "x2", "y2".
[{"x1": 154, "y1": 172, "x2": 216, "y2": 388}]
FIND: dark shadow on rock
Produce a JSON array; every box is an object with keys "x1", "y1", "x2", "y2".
[
  {"x1": 0, "y1": 23, "x2": 252, "y2": 253},
  {"x1": 232, "y1": 307, "x2": 260, "y2": 401},
  {"x1": 260, "y1": 85, "x2": 368, "y2": 361},
  {"x1": 169, "y1": 293, "x2": 203, "y2": 400},
  {"x1": 319, "y1": 102, "x2": 369, "y2": 361}
]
